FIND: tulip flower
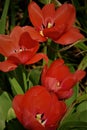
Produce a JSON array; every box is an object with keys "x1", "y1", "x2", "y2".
[
  {"x1": 28, "y1": 2, "x2": 84, "y2": 45},
  {"x1": 12, "y1": 86, "x2": 66, "y2": 130},
  {"x1": 0, "y1": 26, "x2": 48, "y2": 72},
  {"x1": 41, "y1": 59, "x2": 86, "y2": 99}
]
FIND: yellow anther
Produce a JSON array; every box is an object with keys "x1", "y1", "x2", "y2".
[
  {"x1": 36, "y1": 114, "x2": 42, "y2": 120},
  {"x1": 47, "y1": 22, "x2": 52, "y2": 28},
  {"x1": 40, "y1": 30, "x2": 44, "y2": 36},
  {"x1": 56, "y1": 82, "x2": 60, "y2": 87}
]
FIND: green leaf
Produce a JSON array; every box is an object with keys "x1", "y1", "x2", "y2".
[
  {"x1": 8, "y1": 77, "x2": 24, "y2": 95},
  {"x1": 38, "y1": 0, "x2": 52, "y2": 4},
  {"x1": 29, "y1": 68, "x2": 41, "y2": 87},
  {"x1": 7, "y1": 108, "x2": 16, "y2": 122},
  {"x1": 0, "y1": 92, "x2": 12, "y2": 130},
  {"x1": 0, "y1": 0, "x2": 10, "y2": 34},
  {"x1": 78, "y1": 55, "x2": 87, "y2": 70},
  {"x1": 58, "y1": 121, "x2": 87, "y2": 130},
  {"x1": 76, "y1": 101, "x2": 87, "y2": 112}
]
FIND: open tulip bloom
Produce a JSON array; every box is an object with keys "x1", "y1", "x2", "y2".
[
  {"x1": 28, "y1": 2, "x2": 84, "y2": 45},
  {"x1": 12, "y1": 86, "x2": 66, "y2": 130},
  {"x1": 0, "y1": 26, "x2": 48, "y2": 72},
  {"x1": 41, "y1": 59, "x2": 86, "y2": 99}
]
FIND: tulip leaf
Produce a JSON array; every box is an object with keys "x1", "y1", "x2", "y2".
[
  {"x1": 8, "y1": 77, "x2": 24, "y2": 95},
  {"x1": 29, "y1": 68, "x2": 41, "y2": 87},
  {"x1": 76, "y1": 101, "x2": 87, "y2": 112},
  {"x1": 78, "y1": 55, "x2": 87, "y2": 70},
  {"x1": 0, "y1": 0, "x2": 10, "y2": 34},
  {"x1": 58, "y1": 121, "x2": 87, "y2": 130},
  {"x1": 38, "y1": 0, "x2": 52, "y2": 4},
  {"x1": 0, "y1": 91, "x2": 12, "y2": 130},
  {"x1": 7, "y1": 107, "x2": 16, "y2": 122}
]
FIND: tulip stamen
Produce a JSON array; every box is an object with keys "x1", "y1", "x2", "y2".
[
  {"x1": 35, "y1": 113, "x2": 46, "y2": 126},
  {"x1": 56, "y1": 82, "x2": 60, "y2": 87},
  {"x1": 47, "y1": 22, "x2": 52, "y2": 28},
  {"x1": 40, "y1": 30, "x2": 44, "y2": 36}
]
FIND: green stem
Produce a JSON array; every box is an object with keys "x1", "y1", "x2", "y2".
[{"x1": 22, "y1": 67, "x2": 28, "y2": 92}]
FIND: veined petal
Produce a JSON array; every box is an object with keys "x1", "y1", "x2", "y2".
[
  {"x1": 55, "y1": 27, "x2": 84, "y2": 45},
  {"x1": 0, "y1": 60, "x2": 17, "y2": 72},
  {"x1": 42, "y1": 3, "x2": 55, "y2": 26},
  {"x1": 54, "y1": 4, "x2": 76, "y2": 30},
  {"x1": 26, "y1": 53, "x2": 48, "y2": 65},
  {"x1": 28, "y1": 2, "x2": 44, "y2": 30},
  {"x1": 22, "y1": 26, "x2": 46, "y2": 42}
]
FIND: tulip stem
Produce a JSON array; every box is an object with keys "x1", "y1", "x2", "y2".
[
  {"x1": 21, "y1": 66, "x2": 28, "y2": 92},
  {"x1": 43, "y1": 44, "x2": 47, "y2": 66}
]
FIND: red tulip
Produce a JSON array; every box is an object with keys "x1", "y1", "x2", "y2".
[
  {"x1": 28, "y1": 2, "x2": 84, "y2": 45},
  {"x1": 12, "y1": 86, "x2": 66, "y2": 130},
  {"x1": 0, "y1": 26, "x2": 48, "y2": 72},
  {"x1": 41, "y1": 59, "x2": 86, "y2": 99}
]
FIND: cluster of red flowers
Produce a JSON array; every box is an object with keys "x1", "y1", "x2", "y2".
[{"x1": 0, "y1": 1, "x2": 86, "y2": 130}]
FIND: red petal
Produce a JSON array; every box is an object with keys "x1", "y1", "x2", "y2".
[
  {"x1": 10, "y1": 26, "x2": 23, "y2": 47},
  {"x1": 41, "y1": 65, "x2": 48, "y2": 86},
  {"x1": 12, "y1": 95, "x2": 24, "y2": 123},
  {"x1": 26, "y1": 53, "x2": 48, "y2": 65},
  {"x1": 57, "y1": 89, "x2": 73, "y2": 99},
  {"x1": 60, "y1": 76, "x2": 76, "y2": 90},
  {"x1": 46, "y1": 93, "x2": 66, "y2": 127},
  {"x1": 28, "y1": 2, "x2": 44, "y2": 30},
  {"x1": 22, "y1": 109, "x2": 45, "y2": 130},
  {"x1": 23, "y1": 86, "x2": 51, "y2": 116},
  {"x1": 43, "y1": 25, "x2": 65, "y2": 40},
  {"x1": 55, "y1": 27, "x2": 84, "y2": 45},
  {"x1": 0, "y1": 35, "x2": 15, "y2": 56},
  {"x1": 46, "y1": 60, "x2": 70, "y2": 81},
  {"x1": 54, "y1": 4, "x2": 76, "y2": 30},
  {"x1": 0, "y1": 60, "x2": 17, "y2": 72},
  {"x1": 19, "y1": 32, "x2": 39, "y2": 50},
  {"x1": 22, "y1": 26, "x2": 46, "y2": 42},
  {"x1": 74, "y1": 70, "x2": 86, "y2": 81},
  {"x1": 42, "y1": 3, "x2": 55, "y2": 26}
]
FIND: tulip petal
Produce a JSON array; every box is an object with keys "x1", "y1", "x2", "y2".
[
  {"x1": 57, "y1": 89, "x2": 73, "y2": 99},
  {"x1": 10, "y1": 26, "x2": 23, "y2": 47},
  {"x1": 0, "y1": 35, "x2": 15, "y2": 56},
  {"x1": 60, "y1": 76, "x2": 76, "y2": 90},
  {"x1": 46, "y1": 63, "x2": 70, "y2": 81},
  {"x1": 54, "y1": 4, "x2": 76, "y2": 30},
  {"x1": 26, "y1": 53, "x2": 48, "y2": 65},
  {"x1": 55, "y1": 27, "x2": 84, "y2": 45},
  {"x1": 12, "y1": 95, "x2": 24, "y2": 123},
  {"x1": 42, "y1": 4, "x2": 55, "y2": 26},
  {"x1": 43, "y1": 25, "x2": 65, "y2": 40},
  {"x1": 0, "y1": 60, "x2": 17, "y2": 72},
  {"x1": 19, "y1": 32, "x2": 39, "y2": 50},
  {"x1": 28, "y1": 2, "x2": 44, "y2": 30},
  {"x1": 22, "y1": 26, "x2": 46, "y2": 42},
  {"x1": 23, "y1": 109, "x2": 45, "y2": 130},
  {"x1": 46, "y1": 93, "x2": 66, "y2": 127},
  {"x1": 74, "y1": 70, "x2": 86, "y2": 81}
]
